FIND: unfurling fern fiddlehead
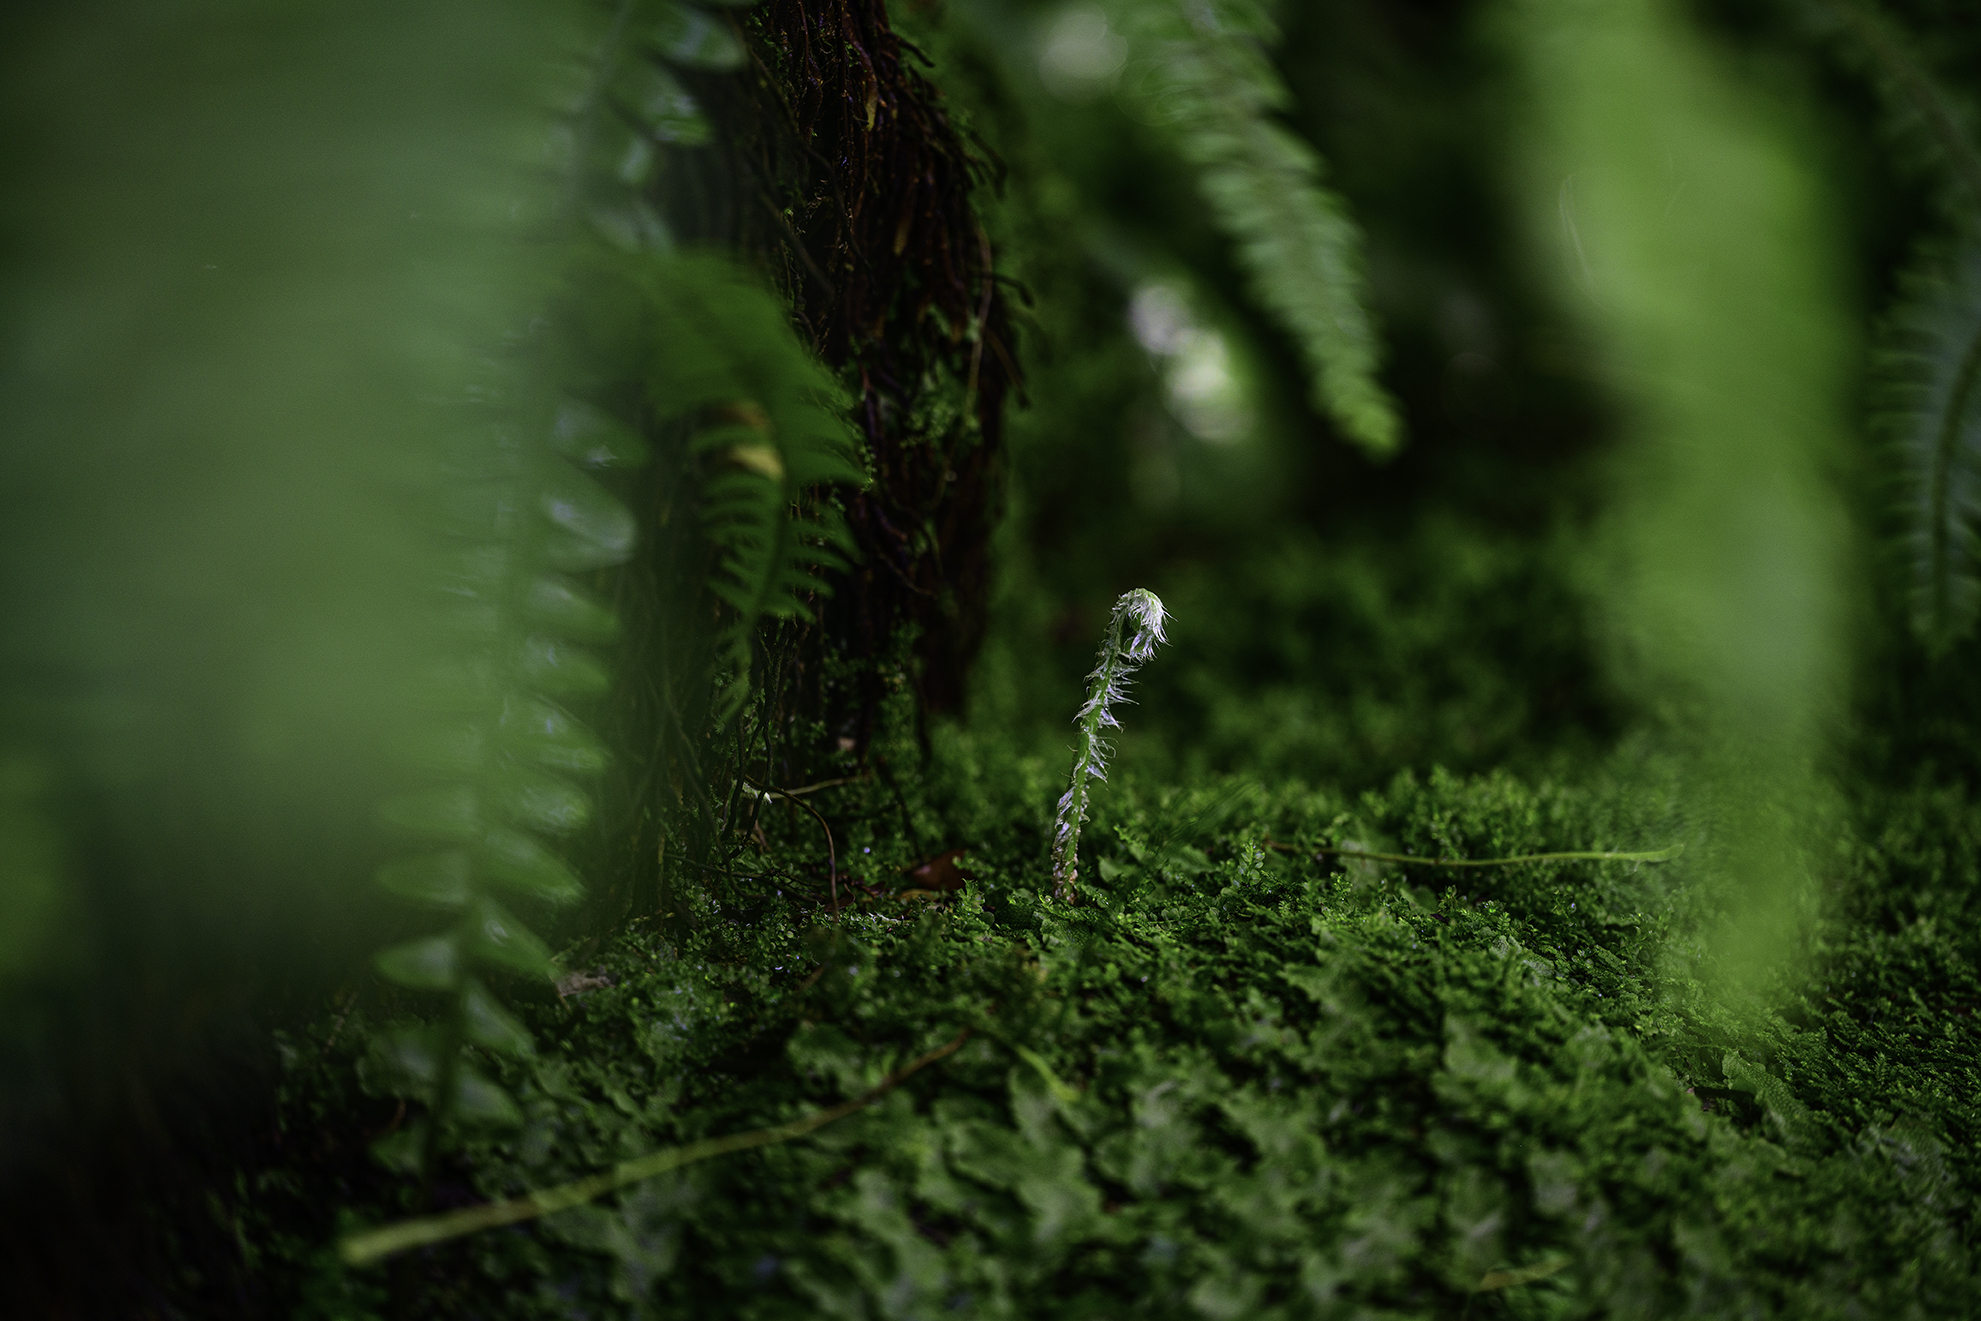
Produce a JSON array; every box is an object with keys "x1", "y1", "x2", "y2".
[
  {"x1": 1050, "y1": 589, "x2": 1167, "y2": 904},
  {"x1": 1104, "y1": 0, "x2": 1402, "y2": 459}
]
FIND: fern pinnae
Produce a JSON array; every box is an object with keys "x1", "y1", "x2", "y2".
[
  {"x1": 1881, "y1": 241, "x2": 1981, "y2": 649},
  {"x1": 365, "y1": 1, "x2": 768, "y2": 1177},
  {"x1": 1812, "y1": 0, "x2": 1981, "y2": 210},
  {"x1": 1107, "y1": 0, "x2": 1401, "y2": 457},
  {"x1": 368, "y1": 388, "x2": 639, "y2": 1176},
  {"x1": 1050, "y1": 589, "x2": 1168, "y2": 904},
  {"x1": 647, "y1": 256, "x2": 867, "y2": 722},
  {"x1": 1800, "y1": 3, "x2": 1981, "y2": 647}
]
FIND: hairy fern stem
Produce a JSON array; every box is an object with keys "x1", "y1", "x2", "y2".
[{"x1": 1050, "y1": 589, "x2": 1167, "y2": 903}]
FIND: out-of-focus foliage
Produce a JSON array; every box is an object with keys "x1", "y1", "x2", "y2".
[
  {"x1": 11, "y1": 0, "x2": 1981, "y2": 1312},
  {"x1": 1506, "y1": 0, "x2": 1855, "y2": 986},
  {"x1": 0, "y1": 0, "x2": 576, "y2": 1168},
  {"x1": 951, "y1": 0, "x2": 1399, "y2": 458},
  {"x1": 1102, "y1": 0, "x2": 1402, "y2": 458},
  {"x1": 1878, "y1": 241, "x2": 1981, "y2": 650},
  {"x1": 1800, "y1": 0, "x2": 1981, "y2": 652},
  {"x1": 0, "y1": 0, "x2": 870, "y2": 1282},
  {"x1": 623, "y1": 253, "x2": 866, "y2": 722}
]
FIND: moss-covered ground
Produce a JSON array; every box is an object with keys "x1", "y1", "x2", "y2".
[
  {"x1": 234, "y1": 14, "x2": 1981, "y2": 1298},
  {"x1": 252, "y1": 687, "x2": 1981, "y2": 1317}
]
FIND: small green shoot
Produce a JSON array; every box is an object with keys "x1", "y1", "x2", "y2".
[{"x1": 1050, "y1": 589, "x2": 1168, "y2": 903}]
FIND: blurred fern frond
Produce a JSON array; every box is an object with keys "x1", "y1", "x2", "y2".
[
  {"x1": 1798, "y1": 0, "x2": 1981, "y2": 211},
  {"x1": 1875, "y1": 243, "x2": 1981, "y2": 650},
  {"x1": 1509, "y1": 0, "x2": 1852, "y2": 985},
  {"x1": 372, "y1": 0, "x2": 859, "y2": 1168},
  {"x1": 0, "y1": 0, "x2": 619, "y2": 1199},
  {"x1": 558, "y1": 0, "x2": 864, "y2": 726},
  {"x1": 1107, "y1": 0, "x2": 1402, "y2": 458},
  {"x1": 1797, "y1": 0, "x2": 1981, "y2": 648},
  {"x1": 366, "y1": 383, "x2": 641, "y2": 1173},
  {"x1": 635, "y1": 253, "x2": 868, "y2": 722},
  {"x1": 366, "y1": 0, "x2": 788, "y2": 1172}
]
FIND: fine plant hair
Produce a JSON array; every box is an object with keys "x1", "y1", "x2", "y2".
[
  {"x1": 1103, "y1": 0, "x2": 1402, "y2": 458},
  {"x1": 1050, "y1": 589, "x2": 1167, "y2": 903},
  {"x1": 1795, "y1": 0, "x2": 1981, "y2": 651}
]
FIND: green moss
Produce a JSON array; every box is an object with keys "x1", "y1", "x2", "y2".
[
  {"x1": 78, "y1": 4, "x2": 1981, "y2": 1313},
  {"x1": 263, "y1": 739, "x2": 1978, "y2": 1316}
]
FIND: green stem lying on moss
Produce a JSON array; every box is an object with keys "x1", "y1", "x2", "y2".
[
  {"x1": 1270, "y1": 840, "x2": 1683, "y2": 868},
  {"x1": 1474, "y1": 1257, "x2": 1572, "y2": 1292},
  {"x1": 339, "y1": 1027, "x2": 972, "y2": 1268}
]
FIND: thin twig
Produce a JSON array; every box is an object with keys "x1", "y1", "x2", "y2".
[
  {"x1": 745, "y1": 779, "x2": 840, "y2": 919},
  {"x1": 680, "y1": 857, "x2": 808, "y2": 889},
  {"x1": 1474, "y1": 1256, "x2": 1572, "y2": 1292},
  {"x1": 1268, "y1": 839, "x2": 1683, "y2": 868},
  {"x1": 872, "y1": 753, "x2": 923, "y2": 855},
  {"x1": 763, "y1": 773, "x2": 871, "y2": 797},
  {"x1": 339, "y1": 1027, "x2": 971, "y2": 1268}
]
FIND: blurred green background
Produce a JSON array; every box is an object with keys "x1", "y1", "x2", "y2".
[{"x1": 7, "y1": 0, "x2": 1981, "y2": 1312}]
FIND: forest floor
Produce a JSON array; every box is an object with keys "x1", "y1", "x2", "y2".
[{"x1": 248, "y1": 702, "x2": 1981, "y2": 1319}]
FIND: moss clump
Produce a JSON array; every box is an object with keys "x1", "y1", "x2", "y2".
[{"x1": 259, "y1": 741, "x2": 1978, "y2": 1317}]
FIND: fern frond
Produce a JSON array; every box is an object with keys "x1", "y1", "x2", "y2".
[
  {"x1": 1105, "y1": 0, "x2": 1401, "y2": 458},
  {"x1": 1798, "y1": 0, "x2": 1981, "y2": 210},
  {"x1": 0, "y1": 0, "x2": 606, "y2": 1196},
  {"x1": 365, "y1": 0, "x2": 770, "y2": 1174},
  {"x1": 1877, "y1": 240, "x2": 1981, "y2": 649},
  {"x1": 1795, "y1": 1, "x2": 1981, "y2": 647},
  {"x1": 370, "y1": 396, "x2": 641, "y2": 1174},
  {"x1": 636, "y1": 253, "x2": 866, "y2": 720}
]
